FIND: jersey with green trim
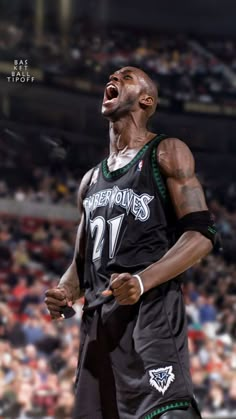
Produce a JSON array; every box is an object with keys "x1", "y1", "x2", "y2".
[
  {"x1": 80, "y1": 134, "x2": 195, "y2": 413},
  {"x1": 82, "y1": 134, "x2": 176, "y2": 308}
]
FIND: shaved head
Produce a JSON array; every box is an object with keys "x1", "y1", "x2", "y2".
[
  {"x1": 141, "y1": 73, "x2": 158, "y2": 116},
  {"x1": 120, "y1": 66, "x2": 158, "y2": 117},
  {"x1": 102, "y1": 66, "x2": 159, "y2": 120}
]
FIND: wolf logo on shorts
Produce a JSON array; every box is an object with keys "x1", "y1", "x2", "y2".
[{"x1": 149, "y1": 366, "x2": 175, "y2": 395}]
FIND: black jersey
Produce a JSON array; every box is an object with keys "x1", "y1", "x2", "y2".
[
  {"x1": 82, "y1": 134, "x2": 176, "y2": 308},
  {"x1": 76, "y1": 134, "x2": 196, "y2": 418}
]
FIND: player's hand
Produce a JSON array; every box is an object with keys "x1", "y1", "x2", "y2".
[
  {"x1": 102, "y1": 273, "x2": 143, "y2": 305},
  {"x1": 44, "y1": 287, "x2": 73, "y2": 320}
]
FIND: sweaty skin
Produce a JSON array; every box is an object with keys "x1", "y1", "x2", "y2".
[{"x1": 45, "y1": 67, "x2": 212, "y2": 317}]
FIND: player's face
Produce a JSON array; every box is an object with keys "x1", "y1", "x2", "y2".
[{"x1": 101, "y1": 67, "x2": 145, "y2": 119}]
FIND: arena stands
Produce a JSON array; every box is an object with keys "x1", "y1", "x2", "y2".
[
  {"x1": 0, "y1": 165, "x2": 80, "y2": 206},
  {"x1": 0, "y1": 215, "x2": 82, "y2": 418},
  {"x1": 0, "y1": 189, "x2": 236, "y2": 417},
  {"x1": 1, "y1": 5, "x2": 236, "y2": 418},
  {"x1": 0, "y1": 20, "x2": 236, "y2": 110}
]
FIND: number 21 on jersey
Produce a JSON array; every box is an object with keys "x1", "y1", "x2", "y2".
[{"x1": 90, "y1": 214, "x2": 124, "y2": 261}]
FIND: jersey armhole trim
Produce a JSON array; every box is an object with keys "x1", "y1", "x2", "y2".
[{"x1": 151, "y1": 135, "x2": 169, "y2": 203}]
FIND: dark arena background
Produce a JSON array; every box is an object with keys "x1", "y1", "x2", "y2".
[{"x1": 0, "y1": 1, "x2": 236, "y2": 418}]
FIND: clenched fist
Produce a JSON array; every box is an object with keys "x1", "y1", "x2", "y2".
[
  {"x1": 102, "y1": 273, "x2": 143, "y2": 305},
  {"x1": 44, "y1": 287, "x2": 73, "y2": 320}
]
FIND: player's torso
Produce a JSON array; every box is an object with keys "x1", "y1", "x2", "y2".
[
  {"x1": 80, "y1": 136, "x2": 193, "y2": 409},
  {"x1": 82, "y1": 135, "x2": 176, "y2": 305}
]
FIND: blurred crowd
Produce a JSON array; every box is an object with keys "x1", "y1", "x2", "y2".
[
  {"x1": 0, "y1": 194, "x2": 236, "y2": 417},
  {"x1": 0, "y1": 215, "x2": 82, "y2": 418},
  {"x1": 0, "y1": 136, "x2": 81, "y2": 206},
  {"x1": 0, "y1": 166, "x2": 80, "y2": 206},
  {"x1": 185, "y1": 253, "x2": 236, "y2": 416},
  {"x1": 0, "y1": 18, "x2": 236, "y2": 105},
  {"x1": 204, "y1": 39, "x2": 236, "y2": 71}
]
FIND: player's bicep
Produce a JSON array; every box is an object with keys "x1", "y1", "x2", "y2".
[
  {"x1": 167, "y1": 175, "x2": 208, "y2": 219},
  {"x1": 157, "y1": 137, "x2": 208, "y2": 219}
]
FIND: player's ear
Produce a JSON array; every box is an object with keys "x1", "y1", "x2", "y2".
[{"x1": 139, "y1": 94, "x2": 154, "y2": 110}]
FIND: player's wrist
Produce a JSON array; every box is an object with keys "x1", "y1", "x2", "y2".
[{"x1": 133, "y1": 274, "x2": 144, "y2": 296}]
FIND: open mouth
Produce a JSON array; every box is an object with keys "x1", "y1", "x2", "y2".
[{"x1": 104, "y1": 84, "x2": 119, "y2": 102}]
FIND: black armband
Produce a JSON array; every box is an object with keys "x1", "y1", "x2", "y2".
[{"x1": 177, "y1": 210, "x2": 221, "y2": 249}]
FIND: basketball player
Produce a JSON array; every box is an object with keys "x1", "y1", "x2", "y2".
[{"x1": 45, "y1": 67, "x2": 217, "y2": 418}]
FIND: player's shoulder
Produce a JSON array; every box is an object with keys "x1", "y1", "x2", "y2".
[
  {"x1": 157, "y1": 137, "x2": 191, "y2": 154},
  {"x1": 157, "y1": 137, "x2": 194, "y2": 178}
]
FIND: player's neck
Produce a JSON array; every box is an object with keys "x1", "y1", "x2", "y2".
[{"x1": 109, "y1": 118, "x2": 154, "y2": 154}]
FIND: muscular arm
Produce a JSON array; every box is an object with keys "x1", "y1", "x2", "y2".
[
  {"x1": 56, "y1": 214, "x2": 85, "y2": 303},
  {"x1": 54, "y1": 169, "x2": 93, "y2": 302},
  {"x1": 139, "y1": 138, "x2": 213, "y2": 292},
  {"x1": 106, "y1": 138, "x2": 213, "y2": 304},
  {"x1": 45, "y1": 168, "x2": 94, "y2": 318}
]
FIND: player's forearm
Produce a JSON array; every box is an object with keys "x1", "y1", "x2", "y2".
[
  {"x1": 57, "y1": 261, "x2": 81, "y2": 302},
  {"x1": 140, "y1": 231, "x2": 212, "y2": 292}
]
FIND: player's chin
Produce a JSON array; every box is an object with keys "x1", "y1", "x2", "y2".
[{"x1": 101, "y1": 100, "x2": 119, "y2": 117}]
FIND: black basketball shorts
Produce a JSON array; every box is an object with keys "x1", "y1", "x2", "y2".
[{"x1": 72, "y1": 296, "x2": 200, "y2": 419}]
